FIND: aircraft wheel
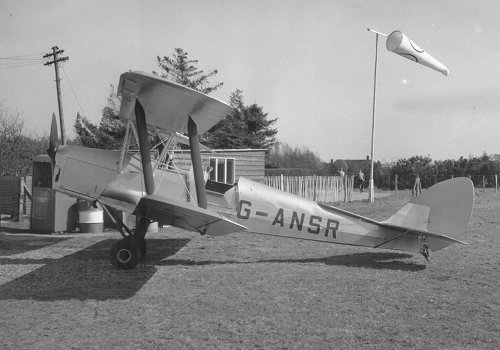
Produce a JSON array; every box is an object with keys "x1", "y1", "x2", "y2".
[{"x1": 110, "y1": 237, "x2": 140, "y2": 269}]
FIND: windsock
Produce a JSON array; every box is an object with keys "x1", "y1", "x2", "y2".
[{"x1": 386, "y1": 30, "x2": 449, "y2": 76}]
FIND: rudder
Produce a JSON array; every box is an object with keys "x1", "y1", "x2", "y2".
[{"x1": 383, "y1": 177, "x2": 474, "y2": 240}]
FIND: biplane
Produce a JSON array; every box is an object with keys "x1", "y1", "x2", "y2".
[{"x1": 47, "y1": 71, "x2": 474, "y2": 269}]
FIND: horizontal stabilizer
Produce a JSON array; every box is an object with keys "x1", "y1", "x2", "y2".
[
  {"x1": 133, "y1": 194, "x2": 246, "y2": 236},
  {"x1": 378, "y1": 222, "x2": 467, "y2": 251}
]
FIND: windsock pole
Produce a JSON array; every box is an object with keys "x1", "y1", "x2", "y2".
[
  {"x1": 367, "y1": 28, "x2": 383, "y2": 203},
  {"x1": 367, "y1": 29, "x2": 388, "y2": 37}
]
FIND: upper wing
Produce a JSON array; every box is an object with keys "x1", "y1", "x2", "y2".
[
  {"x1": 132, "y1": 194, "x2": 246, "y2": 236},
  {"x1": 118, "y1": 71, "x2": 233, "y2": 135}
]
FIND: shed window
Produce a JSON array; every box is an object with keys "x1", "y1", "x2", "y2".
[{"x1": 209, "y1": 157, "x2": 235, "y2": 185}]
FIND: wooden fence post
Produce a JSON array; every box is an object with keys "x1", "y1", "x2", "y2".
[
  {"x1": 495, "y1": 175, "x2": 498, "y2": 193},
  {"x1": 343, "y1": 176, "x2": 346, "y2": 202},
  {"x1": 312, "y1": 175, "x2": 317, "y2": 202},
  {"x1": 350, "y1": 175, "x2": 353, "y2": 202},
  {"x1": 394, "y1": 174, "x2": 398, "y2": 199},
  {"x1": 18, "y1": 177, "x2": 24, "y2": 221},
  {"x1": 483, "y1": 175, "x2": 486, "y2": 192}
]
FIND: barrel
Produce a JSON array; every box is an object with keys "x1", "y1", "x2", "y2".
[{"x1": 78, "y1": 201, "x2": 104, "y2": 233}]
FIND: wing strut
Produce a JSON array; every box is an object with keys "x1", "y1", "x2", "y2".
[
  {"x1": 188, "y1": 116, "x2": 207, "y2": 209},
  {"x1": 135, "y1": 101, "x2": 155, "y2": 196}
]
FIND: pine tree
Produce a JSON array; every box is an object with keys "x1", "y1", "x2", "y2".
[
  {"x1": 74, "y1": 85, "x2": 125, "y2": 150},
  {"x1": 202, "y1": 89, "x2": 278, "y2": 150},
  {"x1": 156, "y1": 48, "x2": 223, "y2": 94}
]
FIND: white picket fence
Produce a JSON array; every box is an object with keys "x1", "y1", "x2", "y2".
[{"x1": 265, "y1": 175, "x2": 354, "y2": 203}]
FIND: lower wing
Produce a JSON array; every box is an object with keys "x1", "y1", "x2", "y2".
[{"x1": 132, "y1": 194, "x2": 246, "y2": 236}]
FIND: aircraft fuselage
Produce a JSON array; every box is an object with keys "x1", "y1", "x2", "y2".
[{"x1": 52, "y1": 145, "x2": 454, "y2": 256}]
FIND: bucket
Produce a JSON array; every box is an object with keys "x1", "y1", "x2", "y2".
[
  {"x1": 78, "y1": 201, "x2": 104, "y2": 233},
  {"x1": 147, "y1": 221, "x2": 159, "y2": 233}
]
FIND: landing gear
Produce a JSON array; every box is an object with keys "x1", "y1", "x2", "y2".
[
  {"x1": 110, "y1": 236, "x2": 140, "y2": 269},
  {"x1": 109, "y1": 217, "x2": 150, "y2": 269},
  {"x1": 420, "y1": 242, "x2": 430, "y2": 261},
  {"x1": 419, "y1": 235, "x2": 430, "y2": 262},
  {"x1": 108, "y1": 101, "x2": 156, "y2": 269}
]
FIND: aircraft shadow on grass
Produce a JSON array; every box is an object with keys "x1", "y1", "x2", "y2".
[
  {"x1": 157, "y1": 251, "x2": 427, "y2": 272},
  {"x1": 0, "y1": 238, "x2": 425, "y2": 301},
  {"x1": 0, "y1": 234, "x2": 71, "y2": 257},
  {"x1": 0, "y1": 238, "x2": 190, "y2": 301}
]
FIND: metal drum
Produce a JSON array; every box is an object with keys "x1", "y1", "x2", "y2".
[{"x1": 78, "y1": 201, "x2": 104, "y2": 233}]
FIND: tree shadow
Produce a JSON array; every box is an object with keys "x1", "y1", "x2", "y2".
[
  {"x1": 157, "y1": 252, "x2": 426, "y2": 272},
  {"x1": 0, "y1": 227, "x2": 33, "y2": 234},
  {"x1": 0, "y1": 238, "x2": 191, "y2": 301}
]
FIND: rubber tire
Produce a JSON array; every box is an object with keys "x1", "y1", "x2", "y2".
[{"x1": 110, "y1": 237, "x2": 140, "y2": 269}]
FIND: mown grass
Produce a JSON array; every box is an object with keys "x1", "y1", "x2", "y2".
[{"x1": 0, "y1": 190, "x2": 498, "y2": 349}]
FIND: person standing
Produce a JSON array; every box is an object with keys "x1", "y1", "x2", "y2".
[
  {"x1": 413, "y1": 174, "x2": 422, "y2": 197},
  {"x1": 358, "y1": 170, "x2": 365, "y2": 192},
  {"x1": 203, "y1": 166, "x2": 213, "y2": 184}
]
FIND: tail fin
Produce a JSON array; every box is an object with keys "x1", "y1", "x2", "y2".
[{"x1": 383, "y1": 177, "x2": 474, "y2": 241}]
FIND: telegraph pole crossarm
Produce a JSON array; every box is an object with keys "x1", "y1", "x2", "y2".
[{"x1": 43, "y1": 46, "x2": 69, "y2": 145}]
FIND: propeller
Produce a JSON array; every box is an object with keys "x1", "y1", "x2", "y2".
[{"x1": 47, "y1": 113, "x2": 59, "y2": 160}]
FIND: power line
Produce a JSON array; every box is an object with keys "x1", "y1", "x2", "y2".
[
  {"x1": 0, "y1": 62, "x2": 44, "y2": 70},
  {"x1": 0, "y1": 59, "x2": 44, "y2": 65},
  {"x1": 0, "y1": 57, "x2": 45, "y2": 62},
  {"x1": 0, "y1": 52, "x2": 46, "y2": 59},
  {"x1": 0, "y1": 52, "x2": 45, "y2": 70}
]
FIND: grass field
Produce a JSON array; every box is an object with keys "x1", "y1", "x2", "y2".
[{"x1": 0, "y1": 190, "x2": 498, "y2": 349}]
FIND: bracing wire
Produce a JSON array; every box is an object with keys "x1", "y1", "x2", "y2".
[
  {"x1": 151, "y1": 128, "x2": 194, "y2": 200},
  {"x1": 62, "y1": 66, "x2": 87, "y2": 117}
]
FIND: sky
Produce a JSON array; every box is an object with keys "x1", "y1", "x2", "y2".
[{"x1": 1, "y1": 0, "x2": 499, "y2": 163}]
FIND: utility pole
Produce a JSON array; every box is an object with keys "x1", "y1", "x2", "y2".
[{"x1": 44, "y1": 46, "x2": 69, "y2": 145}]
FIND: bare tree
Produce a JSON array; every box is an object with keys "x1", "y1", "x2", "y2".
[{"x1": 0, "y1": 105, "x2": 33, "y2": 176}]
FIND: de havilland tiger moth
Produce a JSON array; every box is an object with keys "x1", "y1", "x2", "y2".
[{"x1": 47, "y1": 71, "x2": 474, "y2": 269}]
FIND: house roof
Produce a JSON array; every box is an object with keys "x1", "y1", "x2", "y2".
[{"x1": 332, "y1": 159, "x2": 370, "y2": 170}]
